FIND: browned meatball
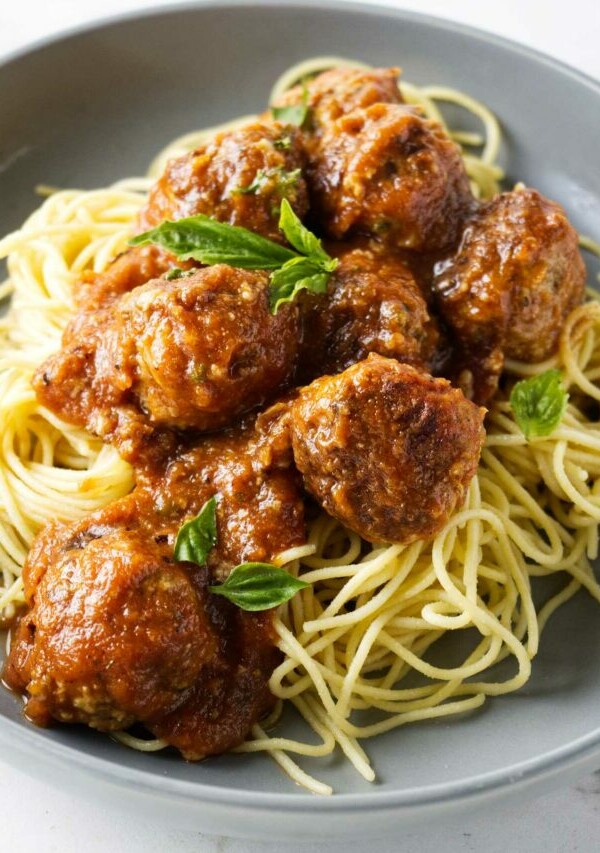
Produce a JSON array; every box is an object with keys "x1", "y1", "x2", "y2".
[
  {"x1": 433, "y1": 188, "x2": 586, "y2": 401},
  {"x1": 5, "y1": 415, "x2": 306, "y2": 755},
  {"x1": 33, "y1": 246, "x2": 190, "y2": 440},
  {"x1": 6, "y1": 525, "x2": 217, "y2": 731},
  {"x1": 299, "y1": 244, "x2": 441, "y2": 378},
  {"x1": 290, "y1": 354, "x2": 485, "y2": 544},
  {"x1": 308, "y1": 103, "x2": 474, "y2": 249},
  {"x1": 138, "y1": 121, "x2": 309, "y2": 241},
  {"x1": 151, "y1": 605, "x2": 279, "y2": 759},
  {"x1": 114, "y1": 266, "x2": 299, "y2": 431},
  {"x1": 271, "y1": 66, "x2": 403, "y2": 130},
  {"x1": 35, "y1": 265, "x2": 300, "y2": 445},
  {"x1": 142, "y1": 417, "x2": 306, "y2": 581},
  {"x1": 5, "y1": 518, "x2": 279, "y2": 758}
]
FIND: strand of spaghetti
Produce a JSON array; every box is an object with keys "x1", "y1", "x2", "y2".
[
  {"x1": 247, "y1": 723, "x2": 333, "y2": 796},
  {"x1": 302, "y1": 544, "x2": 417, "y2": 631},
  {"x1": 418, "y1": 85, "x2": 502, "y2": 165},
  {"x1": 111, "y1": 732, "x2": 168, "y2": 752},
  {"x1": 553, "y1": 441, "x2": 600, "y2": 520},
  {"x1": 236, "y1": 694, "x2": 336, "y2": 757}
]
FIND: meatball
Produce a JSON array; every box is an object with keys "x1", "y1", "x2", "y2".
[
  {"x1": 115, "y1": 266, "x2": 299, "y2": 431},
  {"x1": 270, "y1": 66, "x2": 403, "y2": 130},
  {"x1": 144, "y1": 418, "x2": 306, "y2": 580},
  {"x1": 308, "y1": 103, "x2": 474, "y2": 249},
  {"x1": 33, "y1": 246, "x2": 189, "y2": 441},
  {"x1": 5, "y1": 413, "x2": 306, "y2": 754},
  {"x1": 290, "y1": 354, "x2": 485, "y2": 544},
  {"x1": 299, "y1": 244, "x2": 441, "y2": 379},
  {"x1": 433, "y1": 188, "x2": 586, "y2": 400},
  {"x1": 150, "y1": 605, "x2": 280, "y2": 759},
  {"x1": 35, "y1": 265, "x2": 300, "y2": 445},
  {"x1": 6, "y1": 525, "x2": 217, "y2": 730},
  {"x1": 138, "y1": 121, "x2": 309, "y2": 241},
  {"x1": 5, "y1": 519, "x2": 280, "y2": 757}
]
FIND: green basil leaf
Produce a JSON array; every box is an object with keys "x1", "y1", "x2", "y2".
[
  {"x1": 174, "y1": 496, "x2": 218, "y2": 565},
  {"x1": 271, "y1": 80, "x2": 310, "y2": 127},
  {"x1": 278, "y1": 199, "x2": 337, "y2": 270},
  {"x1": 269, "y1": 257, "x2": 329, "y2": 313},
  {"x1": 271, "y1": 81, "x2": 310, "y2": 128},
  {"x1": 209, "y1": 562, "x2": 310, "y2": 611},
  {"x1": 509, "y1": 369, "x2": 569, "y2": 440},
  {"x1": 131, "y1": 215, "x2": 297, "y2": 269},
  {"x1": 132, "y1": 204, "x2": 337, "y2": 315},
  {"x1": 271, "y1": 103, "x2": 308, "y2": 127}
]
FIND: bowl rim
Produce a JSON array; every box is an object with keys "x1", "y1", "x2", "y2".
[{"x1": 1, "y1": 0, "x2": 599, "y2": 814}]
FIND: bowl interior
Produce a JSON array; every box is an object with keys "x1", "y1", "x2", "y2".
[{"x1": 0, "y1": 0, "x2": 599, "y2": 804}]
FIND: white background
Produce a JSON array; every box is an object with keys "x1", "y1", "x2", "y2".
[{"x1": 1, "y1": 1, "x2": 599, "y2": 851}]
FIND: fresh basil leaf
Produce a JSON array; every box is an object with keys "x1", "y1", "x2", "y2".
[
  {"x1": 278, "y1": 199, "x2": 336, "y2": 270},
  {"x1": 208, "y1": 562, "x2": 310, "y2": 611},
  {"x1": 271, "y1": 102, "x2": 308, "y2": 127},
  {"x1": 174, "y1": 496, "x2": 218, "y2": 565},
  {"x1": 131, "y1": 215, "x2": 297, "y2": 269},
  {"x1": 269, "y1": 257, "x2": 329, "y2": 313},
  {"x1": 271, "y1": 81, "x2": 310, "y2": 128},
  {"x1": 509, "y1": 369, "x2": 569, "y2": 440},
  {"x1": 132, "y1": 205, "x2": 338, "y2": 315}
]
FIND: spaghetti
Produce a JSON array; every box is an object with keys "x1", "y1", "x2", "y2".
[{"x1": 1, "y1": 58, "x2": 599, "y2": 796}]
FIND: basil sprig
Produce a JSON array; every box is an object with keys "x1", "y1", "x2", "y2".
[
  {"x1": 269, "y1": 200, "x2": 338, "y2": 312},
  {"x1": 269, "y1": 259, "x2": 330, "y2": 313},
  {"x1": 173, "y1": 494, "x2": 310, "y2": 611},
  {"x1": 131, "y1": 199, "x2": 338, "y2": 313},
  {"x1": 270, "y1": 81, "x2": 310, "y2": 128},
  {"x1": 174, "y1": 496, "x2": 218, "y2": 565},
  {"x1": 509, "y1": 369, "x2": 569, "y2": 440},
  {"x1": 209, "y1": 563, "x2": 309, "y2": 611}
]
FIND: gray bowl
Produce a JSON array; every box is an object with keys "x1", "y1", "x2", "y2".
[{"x1": 1, "y1": 1, "x2": 599, "y2": 841}]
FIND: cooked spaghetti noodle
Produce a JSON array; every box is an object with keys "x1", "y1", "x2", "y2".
[{"x1": 1, "y1": 58, "x2": 599, "y2": 796}]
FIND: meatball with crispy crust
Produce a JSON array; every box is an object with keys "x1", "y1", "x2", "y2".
[
  {"x1": 33, "y1": 245, "x2": 191, "y2": 439},
  {"x1": 433, "y1": 188, "x2": 586, "y2": 402},
  {"x1": 307, "y1": 103, "x2": 474, "y2": 249},
  {"x1": 115, "y1": 266, "x2": 299, "y2": 431},
  {"x1": 299, "y1": 243, "x2": 442, "y2": 379},
  {"x1": 138, "y1": 121, "x2": 309, "y2": 241},
  {"x1": 290, "y1": 354, "x2": 485, "y2": 544},
  {"x1": 151, "y1": 604, "x2": 280, "y2": 759},
  {"x1": 6, "y1": 525, "x2": 218, "y2": 731},
  {"x1": 270, "y1": 66, "x2": 403, "y2": 130},
  {"x1": 5, "y1": 517, "x2": 280, "y2": 757},
  {"x1": 5, "y1": 414, "x2": 305, "y2": 754},
  {"x1": 35, "y1": 265, "x2": 300, "y2": 445}
]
